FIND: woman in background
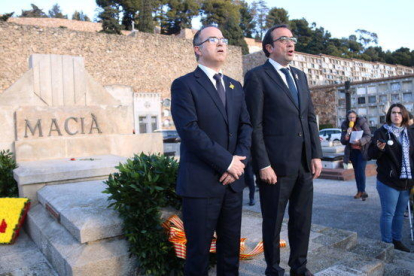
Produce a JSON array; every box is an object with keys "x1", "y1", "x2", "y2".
[
  {"x1": 368, "y1": 103, "x2": 413, "y2": 252},
  {"x1": 341, "y1": 110, "x2": 371, "y2": 200}
]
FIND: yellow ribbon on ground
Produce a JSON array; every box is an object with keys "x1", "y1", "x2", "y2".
[
  {"x1": 0, "y1": 198, "x2": 31, "y2": 244},
  {"x1": 162, "y1": 215, "x2": 286, "y2": 260}
]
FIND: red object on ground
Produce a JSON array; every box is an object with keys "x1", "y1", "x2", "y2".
[
  {"x1": 70, "y1": 158, "x2": 76, "y2": 161},
  {"x1": 0, "y1": 219, "x2": 7, "y2": 233}
]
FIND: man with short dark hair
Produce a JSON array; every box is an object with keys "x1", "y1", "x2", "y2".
[
  {"x1": 171, "y1": 26, "x2": 252, "y2": 276},
  {"x1": 244, "y1": 24, "x2": 323, "y2": 276}
]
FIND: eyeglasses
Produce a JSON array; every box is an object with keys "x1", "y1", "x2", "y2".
[
  {"x1": 196, "y1": 37, "x2": 229, "y2": 46},
  {"x1": 273, "y1": 36, "x2": 297, "y2": 45}
]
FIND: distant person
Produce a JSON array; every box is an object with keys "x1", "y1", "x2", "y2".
[
  {"x1": 409, "y1": 112, "x2": 414, "y2": 126},
  {"x1": 244, "y1": 160, "x2": 256, "y2": 206},
  {"x1": 368, "y1": 103, "x2": 413, "y2": 252},
  {"x1": 341, "y1": 110, "x2": 371, "y2": 200}
]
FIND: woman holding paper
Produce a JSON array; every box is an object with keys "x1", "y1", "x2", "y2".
[
  {"x1": 368, "y1": 103, "x2": 413, "y2": 252},
  {"x1": 341, "y1": 110, "x2": 371, "y2": 200}
]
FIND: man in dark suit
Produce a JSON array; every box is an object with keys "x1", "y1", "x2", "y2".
[
  {"x1": 171, "y1": 26, "x2": 252, "y2": 276},
  {"x1": 244, "y1": 24, "x2": 323, "y2": 276}
]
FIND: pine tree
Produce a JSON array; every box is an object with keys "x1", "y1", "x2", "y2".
[
  {"x1": 99, "y1": 6, "x2": 122, "y2": 34},
  {"x1": 48, "y1": 3, "x2": 68, "y2": 19},
  {"x1": 265, "y1": 7, "x2": 289, "y2": 28},
  {"x1": 138, "y1": 0, "x2": 154, "y2": 33},
  {"x1": 72, "y1": 11, "x2": 91, "y2": 21},
  {"x1": 20, "y1": 4, "x2": 48, "y2": 18}
]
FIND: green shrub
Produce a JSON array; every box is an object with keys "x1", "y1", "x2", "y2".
[
  {"x1": 319, "y1": 124, "x2": 334, "y2": 130},
  {"x1": 104, "y1": 153, "x2": 184, "y2": 275},
  {"x1": 0, "y1": 150, "x2": 18, "y2": 197}
]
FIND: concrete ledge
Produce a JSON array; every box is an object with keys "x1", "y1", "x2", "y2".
[
  {"x1": 37, "y1": 180, "x2": 123, "y2": 243},
  {"x1": 26, "y1": 204, "x2": 137, "y2": 276}
]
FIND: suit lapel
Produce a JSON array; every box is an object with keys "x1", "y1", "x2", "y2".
[
  {"x1": 194, "y1": 67, "x2": 228, "y2": 124},
  {"x1": 264, "y1": 60, "x2": 299, "y2": 110},
  {"x1": 223, "y1": 76, "x2": 234, "y2": 123}
]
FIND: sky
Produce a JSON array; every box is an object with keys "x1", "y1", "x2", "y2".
[{"x1": 1, "y1": 0, "x2": 413, "y2": 52}]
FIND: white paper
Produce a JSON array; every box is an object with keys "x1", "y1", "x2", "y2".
[{"x1": 350, "y1": 130, "x2": 363, "y2": 144}]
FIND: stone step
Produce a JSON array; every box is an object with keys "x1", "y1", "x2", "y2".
[
  {"x1": 0, "y1": 230, "x2": 58, "y2": 276},
  {"x1": 348, "y1": 236, "x2": 394, "y2": 263},
  {"x1": 26, "y1": 204, "x2": 137, "y2": 276},
  {"x1": 14, "y1": 154, "x2": 127, "y2": 204},
  {"x1": 384, "y1": 249, "x2": 414, "y2": 276},
  {"x1": 37, "y1": 180, "x2": 122, "y2": 243}
]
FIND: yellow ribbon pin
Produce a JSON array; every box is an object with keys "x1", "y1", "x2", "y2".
[{"x1": 229, "y1": 83, "x2": 235, "y2": 89}]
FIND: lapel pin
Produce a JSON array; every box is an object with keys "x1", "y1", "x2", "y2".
[
  {"x1": 229, "y1": 83, "x2": 235, "y2": 89},
  {"x1": 295, "y1": 74, "x2": 299, "y2": 80}
]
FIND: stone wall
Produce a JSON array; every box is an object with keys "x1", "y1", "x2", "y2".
[
  {"x1": 0, "y1": 22, "x2": 243, "y2": 100},
  {"x1": 310, "y1": 86, "x2": 337, "y2": 127}
]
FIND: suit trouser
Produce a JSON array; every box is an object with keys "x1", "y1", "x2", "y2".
[
  {"x1": 182, "y1": 186, "x2": 243, "y2": 276},
  {"x1": 258, "y1": 155, "x2": 313, "y2": 276}
]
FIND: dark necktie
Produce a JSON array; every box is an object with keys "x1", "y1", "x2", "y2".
[
  {"x1": 280, "y1": 68, "x2": 299, "y2": 106},
  {"x1": 213, "y1": 73, "x2": 226, "y2": 107}
]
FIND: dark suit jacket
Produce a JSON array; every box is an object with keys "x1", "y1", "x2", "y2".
[
  {"x1": 171, "y1": 67, "x2": 252, "y2": 198},
  {"x1": 244, "y1": 60, "x2": 322, "y2": 176}
]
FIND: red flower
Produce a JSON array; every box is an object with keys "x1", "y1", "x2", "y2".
[{"x1": 0, "y1": 219, "x2": 7, "y2": 233}]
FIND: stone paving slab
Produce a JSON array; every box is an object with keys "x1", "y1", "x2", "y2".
[
  {"x1": 37, "y1": 180, "x2": 122, "y2": 243},
  {"x1": 0, "y1": 231, "x2": 57, "y2": 276}
]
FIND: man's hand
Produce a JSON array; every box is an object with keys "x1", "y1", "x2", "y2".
[
  {"x1": 259, "y1": 167, "x2": 277, "y2": 184},
  {"x1": 219, "y1": 172, "x2": 236, "y2": 185},
  {"x1": 311, "y1": 158, "x2": 322, "y2": 179},
  {"x1": 227, "y1": 155, "x2": 246, "y2": 179}
]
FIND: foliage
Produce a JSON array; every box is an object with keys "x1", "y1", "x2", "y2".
[
  {"x1": 265, "y1": 7, "x2": 289, "y2": 28},
  {"x1": 161, "y1": 0, "x2": 200, "y2": 35},
  {"x1": 19, "y1": 4, "x2": 48, "y2": 18},
  {"x1": 251, "y1": 0, "x2": 268, "y2": 39},
  {"x1": 0, "y1": 12, "x2": 14, "y2": 22},
  {"x1": 238, "y1": 0, "x2": 256, "y2": 38},
  {"x1": 103, "y1": 153, "x2": 184, "y2": 275},
  {"x1": 138, "y1": 0, "x2": 155, "y2": 33},
  {"x1": 0, "y1": 150, "x2": 18, "y2": 198},
  {"x1": 48, "y1": 4, "x2": 68, "y2": 19},
  {"x1": 99, "y1": 6, "x2": 122, "y2": 34},
  {"x1": 72, "y1": 11, "x2": 91, "y2": 21},
  {"x1": 222, "y1": 15, "x2": 249, "y2": 55}
]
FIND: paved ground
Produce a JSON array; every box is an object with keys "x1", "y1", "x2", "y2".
[{"x1": 242, "y1": 174, "x2": 414, "y2": 252}]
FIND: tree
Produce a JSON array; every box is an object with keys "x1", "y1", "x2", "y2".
[
  {"x1": 305, "y1": 24, "x2": 331, "y2": 55},
  {"x1": 238, "y1": 0, "x2": 256, "y2": 38},
  {"x1": 289, "y1": 18, "x2": 312, "y2": 52},
  {"x1": 0, "y1": 12, "x2": 14, "y2": 22},
  {"x1": 161, "y1": 0, "x2": 200, "y2": 35},
  {"x1": 99, "y1": 6, "x2": 122, "y2": 34},
  {"x1": 222, "y1": 15, "x2": 249, "y2": 55},
  {"x1": 251, "y1": 0, "x2": 268, "y2": 39},
  {"x1": 138, "y1": 0, "x2": 154, "y2": 33},
  {"x1": 355, "y1": 29, "x2": 378, "y2": 48},
  {"x1": 200, "y1": 0, "x2": 239, "y2": 27},
  {"x1": 265, "y1": 7, "x2": 289, "y2": 28},
  {"x1": 72, "y1": 11, "x2": 91, "y2": 21},
  {"x1": 48, "y1": 3, "x2": 67, "y2": 19},
  {"x1": 20, "y1": 4, "x2": 48, "y2": 18}
]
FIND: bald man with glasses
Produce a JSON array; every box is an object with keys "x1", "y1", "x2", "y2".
[
  {"x1": 244, "y1": 24, "x2": 322, "y2": 276},
  {"x1": 171, "y1": 26, "x2": 252, "y2": 276}
]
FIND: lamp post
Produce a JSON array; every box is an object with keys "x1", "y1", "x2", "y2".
[{"x1": 345, "y1": 80, "x2": 351, "y2": 112}]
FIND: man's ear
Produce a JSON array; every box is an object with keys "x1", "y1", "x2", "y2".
[
  {"x1": 194, "y1": 46, "x2": 202, "y2": 57},
  {"x1": 265, "y1": 44, "x2": 273, "y2": 54}
]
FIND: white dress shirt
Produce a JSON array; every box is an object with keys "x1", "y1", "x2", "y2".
[
  {"x1": 198, "y1": 64, "x2": 226, "y2": 91},
  {"x1": 268, "y1": 58, "x2": 298, "y2": 90}
]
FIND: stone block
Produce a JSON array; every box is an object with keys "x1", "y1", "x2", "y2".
[
  {"x1": 312, "y1": 227, "x2": 358, "y2": 250},
  {"x1": 37, "y1": 180, "x2": 123, "y2": 243},
  {"x1": 349, "y1": 237, "x2": 394, "y2": 262},
  {"x1": 26, "y1": 204, "x2": 136, "y2": 276}
]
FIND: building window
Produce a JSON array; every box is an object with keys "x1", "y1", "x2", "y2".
[
  {"x1": 379, "y1": 95, "x2": 388, "y2": 103},
  {"x1": 402, "y1": 81, "x2": 412, "y2": 91},
  {"x1": 391, "y1": 82, "x2": 401, "y2": 91},
  {"x1": 403, "y1": 93, "x2": 412, "y2": 102},
  {"x1": 367, "y1": 86, "x2": 377, "y2": 94},
  {"x1": 391, "y1": 94, "x2": 400, "y2": 102},
  {"x1": 358, "y1": 97, "x2": 366, "y2": 104},
  {"x1": 139, "y1": 116, "x2": 147, "y2": 133},
  {"x1": 356, "y1": 87, "x2": 366, "y2": 95},
  {"x1": 151, "y1": 116, "x2": 158, "y2": 132},
  {"x1": 338, "y1": 99, "x2": 345, "y2": 106},
  {"x1": 368, "y1": 96, "x2": 376, "y2": 104}
]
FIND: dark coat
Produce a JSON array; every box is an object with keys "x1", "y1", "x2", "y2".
[
  {"x1": 340, "y1": 117, "x2": 371, "y2": 164},
  {"x1": 368, "y1": 125, "x2": 414, "y2": 191},
  {"x1": 244, "y1": 60, "x2": 322, "y2": 176},
  {"x1": 171, "y1": 67, "x2": 252, "y2": 198}
]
